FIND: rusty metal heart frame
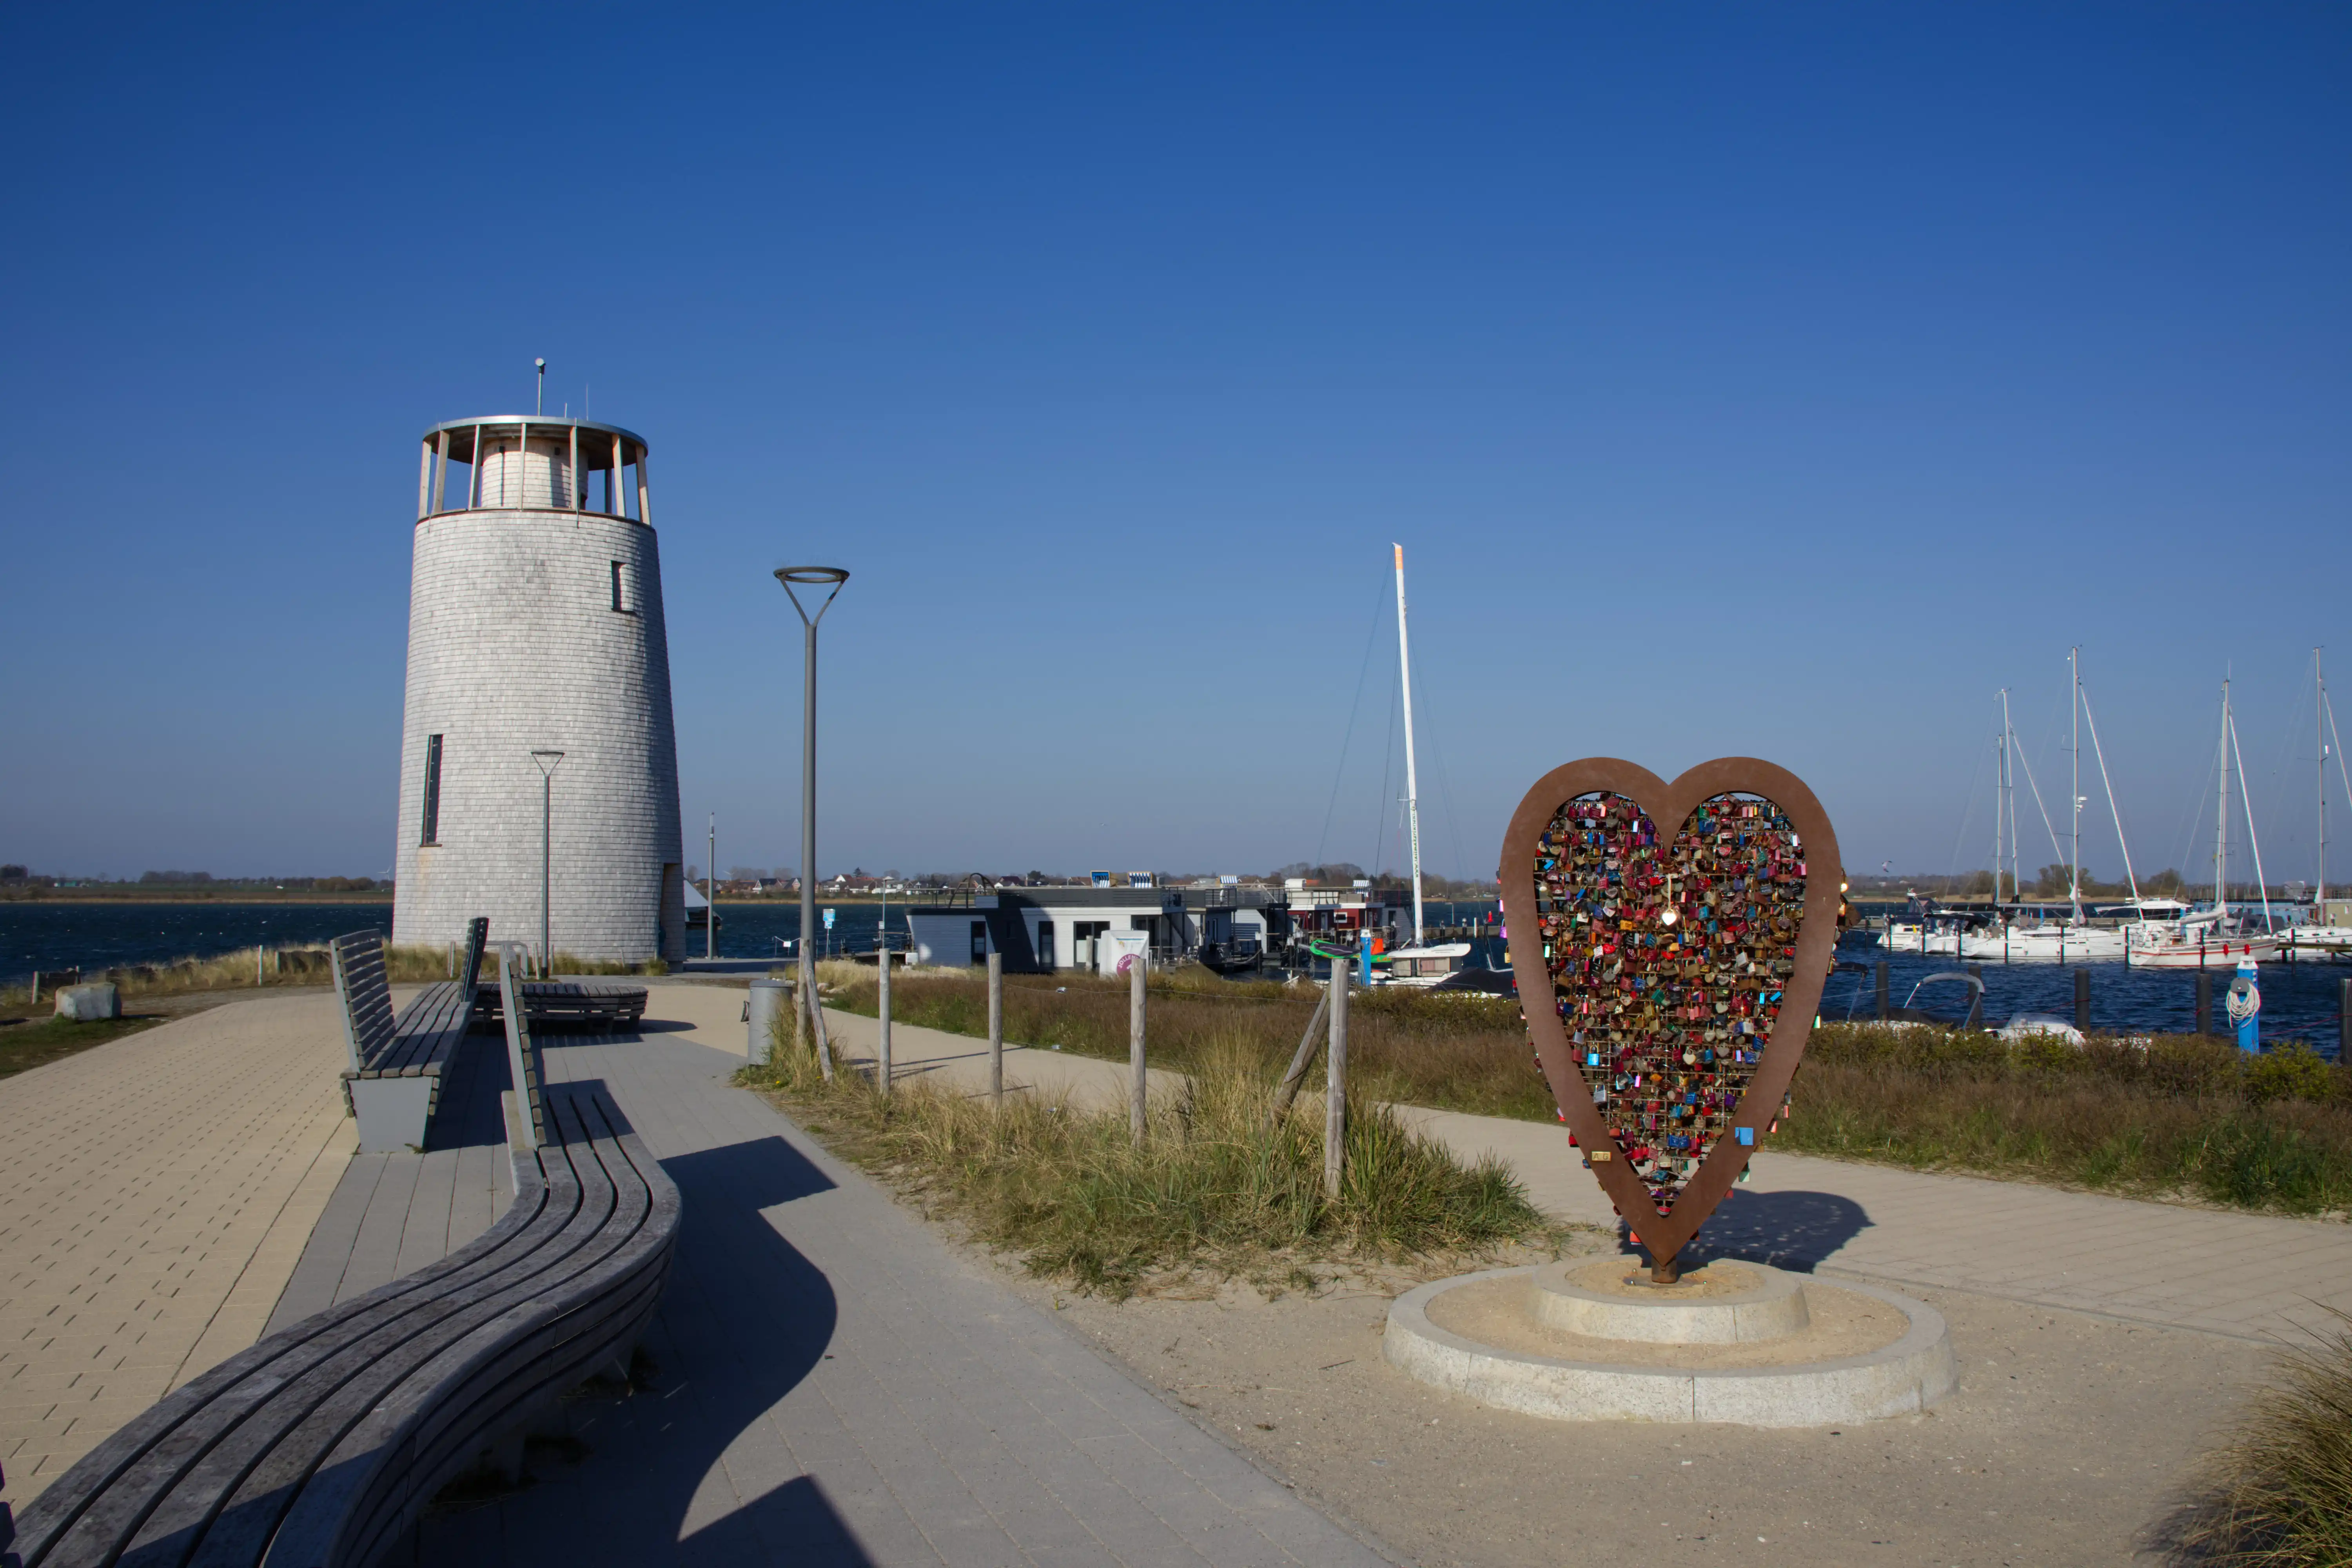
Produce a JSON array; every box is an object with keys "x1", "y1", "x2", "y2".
[{"x1": 1501, "y1": 757, "x2": 1844, "y2": 1271}]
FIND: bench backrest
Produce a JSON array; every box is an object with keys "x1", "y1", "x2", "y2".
[
  {"x1": 459, "y1": 915, "x2": 489, "y2": 996},
  {"x1": 330, "y1": 930, "x2": 397, "y2": 1075},
  {"x1": 494, "y1": 942, "x2": 548, "y2": 1149}
]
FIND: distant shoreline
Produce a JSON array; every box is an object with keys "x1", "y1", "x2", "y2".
[{"x1": 0, "y1": 894, "x2": 392, "y2": 906}]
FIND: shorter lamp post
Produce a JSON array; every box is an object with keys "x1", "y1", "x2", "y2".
[
  {"x1": 532, "y1": 749, "x2": 564, "y2": 976},
  {"x1": 776, "y1": 566, "x2": 848, "y2": 1053}
]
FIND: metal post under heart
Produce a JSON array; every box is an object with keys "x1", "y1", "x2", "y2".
[{"x1": 1500, "y1": 757, "x2": 1844, "y2": 1281}]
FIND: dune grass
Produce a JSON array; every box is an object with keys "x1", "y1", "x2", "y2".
[
  {"x1": 2156, "y1": 1307, "x2": 2352, "y2": 1565},
  {"x1": 1785, "y1": 1025, "x2": 2352, "y2": 1216},
  {"x1": 740, "y1": 1025, "x2": 1549, "y2": 1298},
  {"x1": 0, "y1": 940, "x2": 668, "y2": 1011},
  {"x1": 811, "y1": 967, "x2": 2352, "y2": 1218},
  {"x1": 820, "y1": 965, "x2": 1553, "y2": 1123}
]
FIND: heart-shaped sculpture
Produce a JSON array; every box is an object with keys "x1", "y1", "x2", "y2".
[{"x1": 1501, "y1": 758, "x2": 1842, "y2": 1278}]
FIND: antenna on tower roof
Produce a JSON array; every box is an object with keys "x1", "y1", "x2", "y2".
[{"x1": 534, "y1": 358, "x2": 546, "y2": 415}]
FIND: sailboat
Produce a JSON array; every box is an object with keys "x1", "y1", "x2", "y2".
[
  {"x1": 2129, "y1": 677, "x2": 2282, "y2": 969},
  {"x1": 1374, "y1": 544, "x2": 1471, "y2": 987},
  {"x1": 1887, "y1": 654, "x2": 2135, "y2": 961},
  {"x1": 2286, "y1": 648, "x2": 2352, "y2": 960}
]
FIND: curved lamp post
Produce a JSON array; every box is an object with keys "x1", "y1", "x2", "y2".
[{"x1": 777, "y1": 568, "x2": 848, "y2": 1031}]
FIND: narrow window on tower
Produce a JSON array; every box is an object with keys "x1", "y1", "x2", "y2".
[
  {"x1": 610, "y1": 560, "x2": 635, "y2": 615},
  {"x1": 420, "y1": 734, "x2": 443, "y2": 846}
]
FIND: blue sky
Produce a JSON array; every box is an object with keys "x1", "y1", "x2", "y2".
[{"x1": 4, "y1": 4, "x2": 2347, "y2": 887}]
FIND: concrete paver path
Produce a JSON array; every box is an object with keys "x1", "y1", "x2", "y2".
[{"x1": 0, "y1": 993, "x2": 354, "y2": 1504}]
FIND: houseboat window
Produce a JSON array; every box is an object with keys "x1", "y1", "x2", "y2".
[
  {"x1": 1036, "y1": 920, "x2": 1055, "y2": 968},
  {"x1": 970, "y1": 920, "x2": 989, "y2": 963}
]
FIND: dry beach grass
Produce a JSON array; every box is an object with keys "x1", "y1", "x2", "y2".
[
  {"x1": 818, "y1": 967, "x2": 2352, "y2": 1218},
  {"x1": 740, "y1": 1026, "x2": 1550, "y2": 1298}
]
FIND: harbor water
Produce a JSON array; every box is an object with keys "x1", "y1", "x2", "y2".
[{"x1": 8, "y1": 900, "x2": 2343, "y2": 1056}]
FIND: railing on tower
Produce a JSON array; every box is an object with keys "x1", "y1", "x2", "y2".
[{"x1": 415, "y1": 417, "x2": 652, "y2": 524}]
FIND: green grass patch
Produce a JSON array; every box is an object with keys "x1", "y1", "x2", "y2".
[
  {"x1": 1780, "y1": 1026, "x2": 2352, "y2": 1216},
  {"x1": 740, "y1": 1028, "x2": 1550, "y2": 1299},
  {"x1": 0, "y1": 1012, "x2": 165, "y2": 1077}
]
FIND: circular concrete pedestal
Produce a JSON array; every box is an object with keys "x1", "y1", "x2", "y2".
[
  {"x1": 1384, "y1": 1263, "x2": 1954, "y2": 1427},
  {"x1": 1530, "y1": 1258, "x2": 1811, "y2": 1344}
]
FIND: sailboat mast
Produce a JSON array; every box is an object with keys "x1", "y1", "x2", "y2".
[
  {"x1": 2070, "y1": 647, "x2": 2082, "y2": 921},
  {"x1": 1993, "y1": 711, "x2": 2005, "y2": 906},
  {"x1": 1393, "y1": 544, "x2": 1425, "y2": 947},
  {"x1": 1999, "y1": 688, "x2": 2016, "y2": 904},
  {"x1": 2319, "y1": 647, "x2": 2328, "y2": 907},
  {"x1": 2216, "y1": 681, "x2": 2231, "y2": 913}
]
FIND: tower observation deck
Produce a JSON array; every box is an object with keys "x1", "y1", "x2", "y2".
[{"x1": 393, "y1": 415, "x2": 684, "y2": 964}]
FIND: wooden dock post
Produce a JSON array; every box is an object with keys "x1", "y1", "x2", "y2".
[
  {"x1": 2074, "y1": 966, "x2": 2091, "y2": 1035},
  {"x1": 1129, "y1": 953, "x2": 1148, "y2": 1141},
  {"x1": 877, "y1": 942, "x2": 893, "y2": 1096},
  {"x1": 1324, "y1": 963, "x2": 1349, "y2": 1202},
  {"x1": 1875, "y1": 960, "x2": 1891, "y2": 1022},
  {"x1": 987, "y1": 951, "x2": 1004, "y2": 1105}
]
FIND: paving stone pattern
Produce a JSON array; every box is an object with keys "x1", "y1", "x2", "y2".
[{"x1": 0, "y1": 993, "x2": 355, "y2": 1504}]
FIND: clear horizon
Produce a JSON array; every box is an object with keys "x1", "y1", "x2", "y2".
[{"x1": 5, "y1": 6, "x2": 2348, "y2": 890}]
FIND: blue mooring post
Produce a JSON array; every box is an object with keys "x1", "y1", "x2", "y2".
[{"x1": 2232, "y1": 956, "x2": 2261, "y2": 1054}]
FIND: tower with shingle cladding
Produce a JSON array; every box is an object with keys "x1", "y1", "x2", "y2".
[{"x1": 392, "y1": 415, "x2": 684, "y2": 964}]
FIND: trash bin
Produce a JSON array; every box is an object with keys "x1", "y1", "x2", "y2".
[{"x1": 747, "y1": 978, "x2": 790, "y2": 1065}]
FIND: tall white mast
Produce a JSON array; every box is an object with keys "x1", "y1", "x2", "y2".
[
  {"x1": 2004, "y1": 691, "x2": 2023, "y2": 907},
  {"x1": 2070, "y1": 647, "x2": 2082, "y2": 922},
  {"x1": 1393, "y1": 543, "x2": 1425, "y2": 947},
  {"x1": 2319, "y1": 647, "x2": 2328, "y2": 907},
  {"x1": 2216, "y1": 679, "x2": 2231, "y2": 914}
]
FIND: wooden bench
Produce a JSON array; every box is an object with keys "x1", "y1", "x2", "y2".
[
  {"x1": 330, "y1": 920, "x2": 486, "y2": 1154},
  {"x1": 9, "y1": 998, "x2": 681, "y2": 1567},
  {"x1": 506, "y1": 980, "x2": 648, "y2": 1031}
]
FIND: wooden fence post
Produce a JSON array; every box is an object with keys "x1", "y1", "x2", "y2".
[
  {"x1": 1129, "y1": 952, "x2": 1147, "y2": 1141},
  {"x1": 1324, "y1": 962, "x2": 1348, "y2": 1201},
  {"x1": 877, "y1": 943, "x2": 892, "y2": 1096},
  {"x1": 987, "y1": 951, "x2": 1004, "y2": 1105},
  {"x1": 1272, "y1": 982, "x2": 1330, "y2": 1118}
]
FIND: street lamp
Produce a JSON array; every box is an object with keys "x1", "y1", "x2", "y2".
[
  {"x1": 531, "y1": 749, "x2": 564, "y2": 975},
  {"x1": 776, "y1": 568, "x2": 848, "y2": 1030}
]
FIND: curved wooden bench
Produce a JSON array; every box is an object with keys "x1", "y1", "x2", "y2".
[{"x1": 10, "y1": 1081, "x2": 680, "y2": 1568}]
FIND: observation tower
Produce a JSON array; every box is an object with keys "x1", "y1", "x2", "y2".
[{"x1": 391, "y1": 414, "x2": 684, "y2": 964}]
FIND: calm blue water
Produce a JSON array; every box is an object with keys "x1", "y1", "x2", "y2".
[
  {"x1": 0, "y1": 903, "x2": 394, "y2": 987},
  {"x1": 1828, "y1": 938, "x2": 2347, "y2": 1056},
  {"x1": 13, "y1": 899, "x2": 2337, "y2": 1054}
]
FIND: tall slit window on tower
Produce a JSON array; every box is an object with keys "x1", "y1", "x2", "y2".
[
  {"x1": 610, "y1": 561, "x2": 635, "y2": 615},
  {"x1": 420, "y1": 735, "x2": 443, "y2": 846}
]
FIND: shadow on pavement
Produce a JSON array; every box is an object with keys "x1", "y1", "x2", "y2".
[
  {"x1": 414, "y1": 1130, "x2": 854, "y2": 1564},
  {"x1": 1611, "y1": 1188, "x2": 1874, "y2": 1273},
  {"x1": 1692, "y1": 1188, "x2": 1873, "y2": 1271}
]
